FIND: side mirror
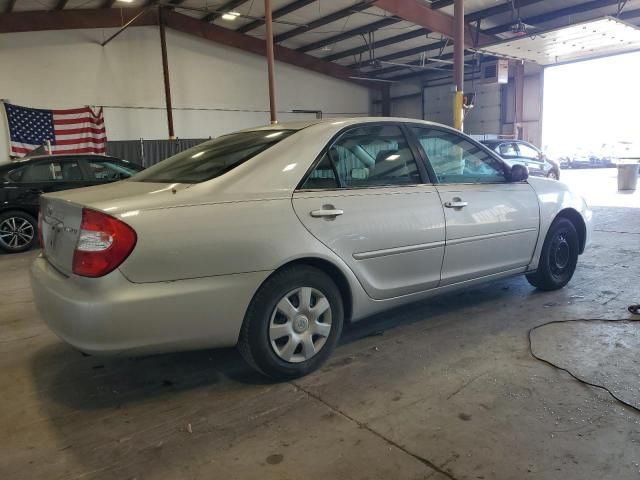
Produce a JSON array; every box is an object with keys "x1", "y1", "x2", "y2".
[{"x1": 509, "y1": 164, "x2": 529, "y2": 182}]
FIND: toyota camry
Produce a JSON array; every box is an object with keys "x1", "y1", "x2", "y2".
[{"x1": 30, "y1": 118, "x2": 592, "y2": 379}]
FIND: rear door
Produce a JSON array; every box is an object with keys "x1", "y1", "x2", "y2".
[
  {"x1": 292, "y1": 123, "x2": 446, "y2": 300},
  {"x1": 409, "y1": 126, "x2": 540, "y2": 286},
  {"x1": 11, "y1": 157, "x2": 91, "y2": 212}
]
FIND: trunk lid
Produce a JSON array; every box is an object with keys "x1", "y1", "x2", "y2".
[
  {"x1": 40, "y1": 181, "x2": 190, "y2": 274},
  {"x1": 40, "y1": 196, "x2": 83, "y2": 275}
]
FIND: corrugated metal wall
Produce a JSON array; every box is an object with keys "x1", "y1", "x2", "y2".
[{"x1": 106, "y1": 139, "x2": 209, "y2": 167}]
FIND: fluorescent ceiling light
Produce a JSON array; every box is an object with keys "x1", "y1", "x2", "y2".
[
  {"x1": 117, "y1": 0, "x2": 135, "y2": 3},
  {"x1": 221, "y1": 11, "x2": 241, "y2": 21},
  {"x1": 385, "y1": 154, "x2": 400, "y2": 161}
]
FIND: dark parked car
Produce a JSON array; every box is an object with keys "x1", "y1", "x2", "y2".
[
  {"x1": 0, "y1": 154, "x2": 143, "y2": 253},
  {"x1": 481, "y1": 140, "x2": 561, "y2": 180}
]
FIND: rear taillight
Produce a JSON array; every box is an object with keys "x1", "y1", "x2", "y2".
[{"x1": 73, "y1": 208, "x2": 137, "y2": 278}]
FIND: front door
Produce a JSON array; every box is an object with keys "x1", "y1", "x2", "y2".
[
  {"x1": 409, "y1": 126, "x2": 540, "y2": 286},
  {"x1": 293, "y1": 123, "x2": 446, "y2": 300}
]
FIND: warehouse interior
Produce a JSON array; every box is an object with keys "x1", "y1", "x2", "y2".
[{"x1": 1, "y1": 1, "x2": 640, "y2": 479}]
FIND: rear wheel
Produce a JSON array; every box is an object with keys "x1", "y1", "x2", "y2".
[
  {"x1": 526, "y1": 217, "x2": 579, "y2": 291},
  {"x1": 238, "y1": 265, "x2": 343, "y2": 380},
  {"x1": 0, "y1": 211, "x2": 37, "y2": 253}
]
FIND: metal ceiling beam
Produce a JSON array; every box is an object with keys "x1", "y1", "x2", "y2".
[
  {"x1": 332, "y1": 0, "x2": 544, "y2": 64},
  {"x1": 348, "y1": 39, "x2": 448, "y2": 68},
  {"x1": 5, "y1": 0, "x2": 17, "y2": 13},
  {"x1": 374, "y1": 0, "x2": 496, "y2": 46},
  {"x1": 202, "y1": 0, "x2": 249, "y2": 23},
  {"x1": 297, "y1": 17, "x2": 400, "y2": 53},
  {"x1": 238, "y1": 0, "x2": 316, "y2": 34},
  {"x1": 374, "y1": 51, "x2": 455, "y2": 77},
  {"x1": 162, "y1": 10, "x2": 375, "y2": 88},
  {"x1": 0, "y1": 8, "x2": 157, "y2": 33},
  {"x1": 483, "y1": 0, "x2": 628, "y2": 36},
  {"x1": 274, "y1": 0, "x2": 376, "y2": 44},
  {"x1": 324, "y1": 27, "x2": 429, "y2": 61},
  {"x1": 430, "y1": 0, "x2": 453, "y2": 9},
  {"x1": 465, "y1": 0, "x2": 545, "y2": 23}
]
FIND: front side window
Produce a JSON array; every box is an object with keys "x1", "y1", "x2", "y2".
[
  {"x1": 22, "y1": 161, "x2": 84, "y2": 182},
  {"x1": 87, "y1": 161, "x2": 138, "y2": 181},
  {"x1": 411, "y1": 127, "x2": 507, "y2": 184},
  {"x1": 302, "y1": 124, "x2": 420, "y2": 189},
  {"x1": 132, "y1": 130, "x2": 294, "y2": 183}
]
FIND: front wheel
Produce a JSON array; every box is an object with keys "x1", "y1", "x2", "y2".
[
  {"x1": 0, "y1": 211, "x2": 37, "y2": 253},
  {"x1": 526, "y1": 218, "x2": 579, "y2": 291},
  {"x1": 547, "y1": 169, "x2": 560, "y2": 180},
  {"x1": 238, "y1": 265, "x2": 344, "y2": 380}
]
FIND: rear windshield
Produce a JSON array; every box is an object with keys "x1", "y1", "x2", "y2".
[{"x1": 132, "y1": 130, "x2": 294, "y2": 183}]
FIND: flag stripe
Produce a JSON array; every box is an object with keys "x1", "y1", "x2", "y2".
[
  {"x1": 53, "y1": 117, "x2": 105, "y2": 126},
  {"x1": 54, "y1": 127, "x2": 106, "y2": 136},
  {"x1": 53, "y1": 137, "x2": 106, "y2": 146},
  {"x1": 52, "y1": 107, "x2": 97, "y2": 115}
]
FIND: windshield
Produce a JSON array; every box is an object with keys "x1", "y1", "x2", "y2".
[{"x1": 132, "y1": 130, "x2": 295, "y2": 183}]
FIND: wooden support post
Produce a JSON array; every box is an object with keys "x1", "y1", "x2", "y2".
[
  {"x1": 158, "y1": 7, "x2": 175, "y2": 139},
  {"x1": 264, "y1": 0, "x2": 277, "y2": 124}
]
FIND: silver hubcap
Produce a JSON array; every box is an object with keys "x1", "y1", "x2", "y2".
[
  {"x1": 269, "y1": 287, "x2": 332, "y2": 363},
  {"x1": 0, "y1": 216, "x2": 34, "y2": 249}
]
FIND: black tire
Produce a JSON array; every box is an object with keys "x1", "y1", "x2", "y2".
[
  {"x1": 238, "y1": 265, "x2": 344, "y2": 380},
  {"x1": 547, "y1": 169, "x2": 560, "y2": 181},
  {"x1": 0, "y1": 210, "x2": 38, "y2": 253},
  {"x1": 526, "y1": 217, "x2": 579, "y2": 291}
]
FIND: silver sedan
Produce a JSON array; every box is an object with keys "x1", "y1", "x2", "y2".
[{"x1": 30, "y1": 118, "x2": 592, "y2": 379}]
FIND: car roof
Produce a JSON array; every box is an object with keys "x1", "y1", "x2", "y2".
[
  {"x1": 238, "y1": 116, "x2": 466, "y2": 134},
  {"x1": 0, "y1": 154, "x2": 123, "y2": 171}
]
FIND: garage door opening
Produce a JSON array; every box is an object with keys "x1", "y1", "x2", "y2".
[{"x1": 542, "y1": 51, "x2": 640, "y2": 164}]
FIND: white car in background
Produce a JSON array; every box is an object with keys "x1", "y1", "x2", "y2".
[{"x1": 30, "y1": 118, "x2": 592, "y2": 379}]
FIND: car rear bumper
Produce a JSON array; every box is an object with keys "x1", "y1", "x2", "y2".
[{"x1": 29, "y1": 255, "x2": 270, "y2": 356}]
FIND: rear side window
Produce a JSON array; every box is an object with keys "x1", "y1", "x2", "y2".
[
  {"x1": 302, "y1": 124, "x2": 421, "y2": 189},
  {"x1": 22, "y1": 161, "x2": 84, "y2": 182},
  {"x1": 132, "y1": 130, "x2": 294, "y2": 183}
]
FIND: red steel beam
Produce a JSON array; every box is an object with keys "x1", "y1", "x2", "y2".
[
  {"x1": 162, "y1": 10, "x2": 373, "y2": 88},
  {"x1": 374, "y1": 0, "x2": 495, "y2": 46},
  {"x1": 0, "y1": 8, "x2": 157, "y2": 33}
]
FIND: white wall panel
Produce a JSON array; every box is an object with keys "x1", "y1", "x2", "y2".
[{"x1": 0, "y1": 27, "x2": 370, "y2": 161}]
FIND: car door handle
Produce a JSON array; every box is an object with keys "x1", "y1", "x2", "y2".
[
  {"x1": 444, "y1": 201, "x2": 468, "y2": 209},
  {"x1": 310, "y1": 208, "x2": 344, "y2": 218}
]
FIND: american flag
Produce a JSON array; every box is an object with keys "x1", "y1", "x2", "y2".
[{"x1": 3, "y1": 103, "x2": 107, "y2": 157}]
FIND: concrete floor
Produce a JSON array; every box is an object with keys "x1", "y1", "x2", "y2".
[{"x1": 2, "y1": 169, "x2": 639, "y2": 480}]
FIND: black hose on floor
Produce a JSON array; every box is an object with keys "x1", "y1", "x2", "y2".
[{"x1": 528, "y1": 316, "x2": 640, "y2": 415}]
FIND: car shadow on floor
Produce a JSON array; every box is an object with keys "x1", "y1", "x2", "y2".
[{"x1": 29, "y1": 275, "x2": 538, "y2": 413}]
